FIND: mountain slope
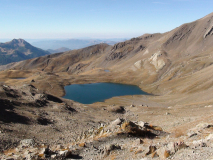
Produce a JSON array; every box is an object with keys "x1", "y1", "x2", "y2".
[
  {"x1": 0, "y1": 39, "x2": 50, "y2": 65},
  {"x1": 1, "y1": 13, "x2": 213, "y2": 160},
  {"x1": 1, "y1": 12, "x2": 213, "y2": 97}
]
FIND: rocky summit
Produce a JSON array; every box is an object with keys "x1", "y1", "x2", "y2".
[
  {"x1": 0, "y1": 39, "x2": 50, "y2": 65},
  {"x1": 0, "y1": 13, "x2": 213, "y2": 159}
]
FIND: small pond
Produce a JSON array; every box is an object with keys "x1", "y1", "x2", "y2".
[
  {"x1": 11, "y1": 77, "x2": 26, "y2": 80},
  {"x1": 63, "y1": 83, "x2": 148, "y2": 104}
]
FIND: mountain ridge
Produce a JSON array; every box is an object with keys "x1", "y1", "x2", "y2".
[
  {"x1": 0, "y1": 39, "x2": 50, "y2": 65},
  {"x1": 1, "y1": 12, "x2": 213, "y2": 96}
]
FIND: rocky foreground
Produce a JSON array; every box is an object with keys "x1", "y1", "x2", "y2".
[
  {"x1": 1, "y1": 118, "x2": 213, "y2": 159},
  {"x1": 0, "y1": 84, "x2": 213, "y2": 159}
]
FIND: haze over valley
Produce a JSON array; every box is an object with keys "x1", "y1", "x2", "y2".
[{"x1": 30, "y1": 38, "x2": 125, "y2": 50}]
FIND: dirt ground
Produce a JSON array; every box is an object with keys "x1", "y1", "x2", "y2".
[{"x1": 0, "y1": 70, "x2": 213, "y2": 159}]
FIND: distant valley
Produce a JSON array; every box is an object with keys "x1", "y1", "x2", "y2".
[
  {"x1": 0, "y1": 38, "x2": 125, "y2": 65},
  {"x1": 30, "y1": 38, "x2": 125, "y2": 50},
  {"x1": 47, "y1": 47, "x2": 71, "y2": 54}
]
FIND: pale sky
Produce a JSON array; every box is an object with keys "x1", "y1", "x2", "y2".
[{"x1": 0, "y1": 0, "x2": 212, "y2": 39}]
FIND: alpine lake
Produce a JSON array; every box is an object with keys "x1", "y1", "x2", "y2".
[{"x1": 63, "y1": 83, "x2": 149, "y2": 104}]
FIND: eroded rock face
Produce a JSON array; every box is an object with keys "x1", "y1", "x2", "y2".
[
  {"x1": 105, "y1": 41, "x2": 135, "y2": 61},
  {"x1": 134, "y1": 60, "x2": 143, "y2": 69},
  {"x1": 204, "y1": 24, "x2": 213, "y2": 38},
  {"x1": 105, "y1": 52, "x2": 126, "y2": 61},
  {"x1": 163, "y1": 22, "x2": 196, "y2": 47},
  {"x1": 149, "y1": 50, "x2": 166, "y2": 72}
]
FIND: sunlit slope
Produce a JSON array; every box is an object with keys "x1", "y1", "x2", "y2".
[{"x1": 1, "y1": 12, "x2": 213, "y2": 97}]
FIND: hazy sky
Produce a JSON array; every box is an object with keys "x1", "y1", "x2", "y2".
[{"x1": 0, "y1": 0, "x2": 213, "y2": 39}]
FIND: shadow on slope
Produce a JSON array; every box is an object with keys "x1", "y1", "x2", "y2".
[{"x1": 0, "y1": 99, "x2": 30, "y2": 124}]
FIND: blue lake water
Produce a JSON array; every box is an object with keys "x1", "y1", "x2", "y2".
[
  {"x1": 63, "y1": 83, "x2": 148, "y2": 104},
  {"x1": 12, "y1": 77, "x2": 26, "y2": 80}
]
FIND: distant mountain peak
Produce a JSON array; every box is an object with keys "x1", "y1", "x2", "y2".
[
  {"x1": 9, "y1": 38, "x2": 29, "y2": 46},
  {"x1": 11, "y1": 38, "x2": 25, "y2": 43},
  {"x1": 0, "y1": 39, "x2": 50, "y2": 65}
]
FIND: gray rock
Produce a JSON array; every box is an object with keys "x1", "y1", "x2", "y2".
[
  {"x1": 19, "y1": 139, "x2": 35, "y2": 147},
  {"x1": 194, "y1": 123, "x2": 213, "y2": 131},
  {"x1": 39, "y1": 147, "x2": 46, "y2": 154},
  {"x1": 174, "y1": 141, "x2": 188, "y2": 151},
  {"x1": 205, "y1": 105, "x2": 213, "y2": 108},
  {"x1": 106, "y1": 144, "x2": 121, "y2": 151},
  {"x1": 134, "y1": 138, "x2": 143, "y2": 145},
  {"x1": 145, "y1": 145, "x2": 157, "y2": 156},
  {"x1": 51, "y1": 154, "x2": 57, "y2": 158},
  {"x1": 156, "y1": 147, "x2": 170, "y2": 159},
  {"x1": 187, "y1": 130, "x2": 198, "y2": 138},
  {"x1": 166, "y1": 142, "x2": 175, "y2": 154},
  {"x1": 192, "y1": 140, "x2": 206, "y2": 148},
  {"x1": 105, "y1": 118, "x2": 123, "y2": 131},
  {"x1": 138, "y1": 121, "x2": 148, "y2": 128},
  {"x1": 205, "y1": 134, "x2": 213, "y2": 141},
  {"x1": 58, "y1": 150, "x2": 72, "y2": 157}
]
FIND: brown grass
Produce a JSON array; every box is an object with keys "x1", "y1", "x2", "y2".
[
  {"x1": 146, "y1": 146, "x2": 157, "y2": 156},
  {"x1": 151, "y1": 151, "x2": 159, "y2": 158},
  {"x1": 149, "y1": 125, "x2": 163, "y2": 131},
  {"x1": 78, "y1": 142, "x2": 86, "y2": 147},
  {"x1": 110, "y1": 154, "x2": 116, "y2": 160},
  {"x1": 38, "y1": 153, "x2": 44, "y2": 158},
  {"x1": 93, "y1": 132, "x2": 110, "y2": 141},
  {"x1": 3, "y1": 148, "x2": 18, "y2": 156},
  {"x1": 130, "y1": 147, "x2": 135, "y2": 152},
  {"x1": 121, "y1": 121, "x2": 129, "y2": 131},
  {"x1": 135, "y1": 149, "x2": 143, "y2": 154},
  {"x1": 164, "y1": 150, "x2": 170, "y2": 158}
]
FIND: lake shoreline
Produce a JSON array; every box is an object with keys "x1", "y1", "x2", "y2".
[{"x1": 63, "y1": 82, "x2": 149, "y2": 104}]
